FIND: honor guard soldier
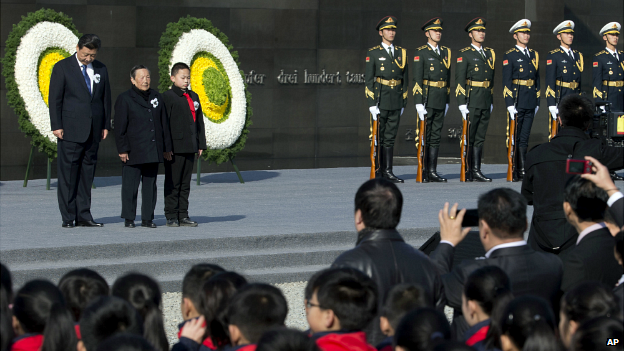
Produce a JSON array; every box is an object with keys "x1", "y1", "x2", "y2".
[
  {"x1": 456, "y1": 17, "x2": 495, "y2": 182},
  {"x1": 365, "y1": 16, "x2": 409, "y2": 183},
  {"x1": 413, "y1": 17, "x2": 452, "y2": 182},
  {"x1": 593, "y1": 22, "x2": 624, "y2": 181},
  {"x1": 546, "y1": 20, "x2": 583, "y2": 139},
  {"x1": 503, "y1": 19, "x2": 540, "y2": 181}
]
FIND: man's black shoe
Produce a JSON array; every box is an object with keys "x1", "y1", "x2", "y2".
[
  {"x1": 166, "y1": 218, "x2": 180, "y2": 227},
  {"x1": 125, "y1": 219, "x2": 135, "y2": 228},
  {"x1": 62, "y1": 221, "x2": 74, "y2": 228},
  {"x1": 141, "y1": 220, "x2": 157, "y2": 228},
  {"x1": 75, "y1": 220, "x2": 103, "y2": 227},
  {"x1": 179, "y1": 218, "x2": 198, "y2": 227}
]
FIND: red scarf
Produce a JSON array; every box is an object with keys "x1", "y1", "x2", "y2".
[{"x1": 183, "y1": 93, "x2": 196, "y2": 122}]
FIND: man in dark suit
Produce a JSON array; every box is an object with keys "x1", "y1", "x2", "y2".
[
  {"x1": 431, "y1": 188, "x2": 563, "y2": 337},
  {"x1": 49, "y1": 34, "x2": 111, "y2": 228},
  {"x1": 560, "y1": 176, "x2": 621, "y2": 292},
  {"x1": 332, "y1": 178, "x2": 444, "y2": 344},
  {"x1": 521, "y1": 95, "x2": 623, "y2": 261}
]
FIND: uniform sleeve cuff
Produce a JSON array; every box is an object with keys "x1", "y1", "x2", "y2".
[
  {"x1": 607, "y1": 191, "x2": 624, "y2": 207},
  {"x1": 440, "y1": 240, "x2": 455, "y2": 248}
]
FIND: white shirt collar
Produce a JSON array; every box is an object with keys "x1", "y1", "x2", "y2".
[
  {"x1": 560, "y1": 46, "x2": 574, "y2": 55},
  {"x1": 516, "y1": 45, "x2": 529, "y2": 53},
  {"x1": 485, "y1": 240, "x2": 527, "y2": 258},
  {"x1": 618, "y1": 275, "x2": 624, "y2": 286},
  {"x1": 576, "y1": 223, "x2": 606, "y2": 245},
  {"x1": 75, "y1": 54, "x2": 93, "y2": 69},
  {"x1": 471, "y1": 43, "x2": 484, "y2": 52},
  {"x1": 606, "y1": 47, "x2": 619, "y2": 57},
  {"x1": 381, "y1": 42, "x2": 394, "y2": 54},
  {"x1": 428, "y1": 42, "x2": 440, "y2": 52}
]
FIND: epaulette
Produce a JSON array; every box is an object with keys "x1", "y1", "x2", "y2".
[
  {"x1": 460, "y1": 47, "x2": 472, "y2": 52},
  {"x1": 619, "y1": 50, "x2": 623, "y2": 54},
  {"x1": 485, "y1": 47, "x2": 494, "y2": 52},
  {"x1": 506, "y1": 48, "x2": 516, "y2": 54},
  {"x1": 395, "y1": 45, "x2": 402, "y2": 49},
  {"x1": 529, "y1": 48, "x2": 535, "y2": 52},
  {"x1": 369, "y1": 45, "x2": 380, "y2": 51},
  {"x1": 573, "y1": 49, "x2": 580, "y2": 54},
  {"x1": 549, "y1": 48, "x2": 561, "y2": 54},
  {"x1": 441, "y1": 45, "x2": 450, "y2": 50},
  {"x1": 595, "y1": 50, "x2": 607, "y2": 56},
  {"x1": 417, "y1": 45, "x2": 428, "y2": 50}
]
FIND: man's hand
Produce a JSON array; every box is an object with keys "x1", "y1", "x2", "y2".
[
  {"x1": 53, "y1": 129, "x2": 64, "y2": 140},
  {"x1": 164, "y1": 151, "x2": 173, "y2": 161},
  {"x1": 180, "y1": 316, "x2": 206, "y2": 344},
  {"x1": 459, "y1": 105, "x2": 469, "y2": 120},
  {"x1": 369, "y1": 106, "x2": 380, "y2": 121},
  {"x1": 416, "y1": 104, "x2": 427, "y2": 120},
  {"x1": 119, "y1": 153, "x2": 129, "y2": 163},
  {"x1": 102, "y1": 129, "x2": 108, "y2": 140},
  {"x1": 507, "y1": 106, "x2": 517, "y2": 120},
  {"x1": 438, "y1": 202, "x2": 471, "y2": 246},
  {"x1": 548, "y1": 106, "x2": 558, "y2": 119},
  {"x1": 198, "y1": 149, "x2": 203, "y2": 157},
  {"x1": 581, "y1": 156, "x2": 619, "y2": 197}
]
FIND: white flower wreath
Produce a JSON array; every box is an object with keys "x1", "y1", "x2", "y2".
[{"x1": 168, "y1": 29, "x2": 246, "y2": 150}]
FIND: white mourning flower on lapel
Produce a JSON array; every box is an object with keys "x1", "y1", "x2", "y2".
[
  {"x1": 151, "y1": 98, "x2": 158, "y2": 108},
  {"x1": 193, "y1": 101, "x2": 200, "y2": 110},
  {"x1": 94, "y1": 73, "x2": 101, "y2": 83}
]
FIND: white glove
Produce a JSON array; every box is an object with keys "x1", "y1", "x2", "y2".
[
  {"x1": 459, "y1": 104, "x2": 469, "y2": 120},
  {"x1": 369, "y1": 106, "x2": 380, "y2": 121},
  {"x1": 535, "y1": 106, "x2": 539, "y2": 115},
  {"x1": 401, "y1": 108, "x2": 404, "y2": 116},
  {"x1": 507, "y1": 106, "x2": 517, "y2": 120},
  {"x1": 444, "y1": 104, "x2": 449, "y2": 117},
  {"x1": 548, "y1": 106, "x2": 558, "y2": 119},
  {"x1": 416, "y1": 104, "x2": 427, "y2": 120},
  {"x1": 600, "y1": 106, "x2": 606, "y2": 112},
  {"x1": 490, "y1": 104, "x2": 494, "y2": 113}
]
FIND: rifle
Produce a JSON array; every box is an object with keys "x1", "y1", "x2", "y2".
[
  {"x1": 460, "y1": 76, "x2": 471, "y2": 182},
  {"x1": 416, "y1": 79, "x2": 429, "y2": 183},
  {"x1": 507, "y1": 75, "x2": 520, "y2": 182},
  {"x1": 551, "y1": 74, "x2": 562, "y2": 140},
  {"x1": 370, "y1": 80, "x2": 381, "y2": 179}
]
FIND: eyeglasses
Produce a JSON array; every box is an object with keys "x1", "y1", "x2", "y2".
[{"x1": 306, "y1": 301, "x2": 322, "y2": 309}]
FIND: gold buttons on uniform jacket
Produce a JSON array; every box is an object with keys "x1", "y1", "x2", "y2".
[
  {"x1": 475, "y1": 67, "x2": 479, "y2": 71},
  {"x1": 520, "y1": 68, "x2": 524, "y2": 72},
  {"x1": 430, "y1": 67, "x2": 434, "y2": 71},
  {"x1": 564, "y1": 69, "x2": 568, "y2": 73},
  {"x1": 381, "y1": 67, "x2": 385, "y2": 71}
]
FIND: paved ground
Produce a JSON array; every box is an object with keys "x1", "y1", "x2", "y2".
[{"x1": 0, "y1": 164, "x2": 525, "y2": 251}]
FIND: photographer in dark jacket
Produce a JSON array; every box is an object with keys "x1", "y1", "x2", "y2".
[
  {"x1": 114, "y1": 65, "x2": 172, "y2": 228},
  {"x1": 521, "y1": 94, "x2": 623, "y2": 262},
  {"x1": 331, "y1": 178, "x2": 445, "y2": 345}
]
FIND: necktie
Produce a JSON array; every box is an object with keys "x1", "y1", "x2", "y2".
[
  {"x1": 614, "y1": 52, "x2": 619, "y2": 61},
  {"x1": 567, "y1": 50, "x2": 574, "y2": 61},
  {"x1": 388, "y1": 47, "x2": 392, "y2": 57},
  {"x1": 436, "y1": 48, "x2": 440, "y2": 56},
  {"x1": 183, "y1": 92, "x2": 196, "y2": 122},
  {"x1": 82, "y1": 65, "x2": 91, "y2": 95},
  {"x1": 480, "y1": 49, "x2": 486, "y2": 60},
  {"x1": 525, "y1": 49, "x2": 530, "y2": 58}
]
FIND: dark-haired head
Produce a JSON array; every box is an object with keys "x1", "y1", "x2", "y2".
[
  {"x1": 432, "y1": 341, "x2": 475, "y2": 351},
  {"x1": 130, "y1": 65, "x2": 150, "y2": 80},
  {"x1": 58, "y1": 268, "x2": 109, "y2": 321},
  {"x1": 182, "y1": 263, "x2": 225, "y2": 320},
  {"x1": 78, "y1": 34, "x2": 101, "y2": 51},
  {"x1": 112, "y1": 273, "x2": 168, "y2": 351},
  {"x1": 79, "y1": 296, "x2": 143, "y2": 351},
  {"x1": 394, "y1": 308, "x2": 451, "y2": 351},
  {"x1": 559, "y1": 281, "x2": 620, "y2": 348},
  {"x1": 227, "y1": 283, "x2": 288, "y2": 345},
  {"x1": 256, "y1": 327, "x2": 319, "y2": 351},
  {"x1": 171, "y1": 62, "x2": 190, "y2": 77},
  {"x1": 0, "y1": 263, "x2": 12, "y2": 303},
  {"x1": 477, "y1": 188, "x2": 527, "y2": 239},
  {"x1": 211, "y1": 271, "x2": 247, "y2": 290},
  {"x1": 96, "y1": 333, "x2": 156, "y2": 351},
  {"x1": 499, "y1": 296, "x2": 559, "y2": 351},
  {"x1": 1, "y1": 285, "x2": 14, "y2": 351},
  {"x1": 381, "y1": 284, "x2": 430, "y2": 335},
  {"x1": 558, "y1": 94, "x2": 593, "y2": 130},
  {"x1": 13, "y1": 279, "x2": 77, "y2": 351},
  {"x1": 355, "y1": 178, "x2": 403, "y2": 230},
  {"x1": 570, "y1": 316, "x2": 623, "y2": 351},
  {"x1": 307, "y1": 267, "x2": 377, "y2": 333},
  {"x1": 564, "y1": 176, "x2": 609, "y2": 223}
]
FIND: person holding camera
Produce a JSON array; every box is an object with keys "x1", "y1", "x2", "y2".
[{"x1": 521, "y1": 94, "x2": 623, "y2": 262}]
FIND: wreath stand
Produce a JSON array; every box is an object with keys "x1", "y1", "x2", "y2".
[
  {"x1": 196, "y1": 155, "x2": 244, "y2": 185},
  {"x1": 23, "y1": 144, "x2": 96, "y2": 190}
]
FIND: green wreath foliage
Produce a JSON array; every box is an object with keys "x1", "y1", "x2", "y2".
[
  {"x1": 157, "y1": 15, "x2": 252, "y2": 165},
  {"x1": 1, "y1": 8, "x2": 81, "y2": 159}
]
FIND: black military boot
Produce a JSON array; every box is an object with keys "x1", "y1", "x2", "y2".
[
  {"x1": 465, "y1": 146, "x2": 474, "y2": 182},
  {"x1": 382, "y1": 147, "x2": 404, "y2": 183},
  {"x1": 472, "y1": 146, "x2": 492, "y2": 182},
  {"x1": 518, "y1": 147, "x2": 528, "y2": 181},
  {"x1": 611, "y1": 171, "x2": 624, "y2": 181},
  {"x1": 428, "y1": 147, "x2": 447, "y2": 182}
]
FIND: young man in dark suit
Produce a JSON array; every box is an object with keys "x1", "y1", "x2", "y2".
[
  {"x1": 431, "y1": 188, "x2": 563, "y2": 338},
  {"x1": 49, "y1": 34, "x2": 111, "y2": 228},
  {"x1": 162, "y1": 63, "x2": 207, "y2": 227},
  {"x1": 560, "y1": 176, "x2": 621, "y2": 292}
]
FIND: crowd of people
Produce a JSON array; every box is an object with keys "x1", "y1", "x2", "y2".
[{"x1": 3, "y1": 94, "x2": 624, "y2": 350}]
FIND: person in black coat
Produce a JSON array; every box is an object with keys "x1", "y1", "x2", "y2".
[
  {"x1": 431, "y1": 188, "x2": 563, "y2": 339},
  {"x1": 49, "y1": 34, "x2": 111, "y2": 228},
  {"x1": 560, "y1": 176, "x2": 621, "y2": 292},
  {"x1": 162, "y1": 63, "x2": 207, "y2": 227},
  {"x1": 331, "y1": 178, "x2": 445, "y2": 345},
  {"x1": 114, "y1": 65, "x2": 172, "y2": 228},
  {"x1": 521, "y1": 95, "x2": 623, "y2": 262}
]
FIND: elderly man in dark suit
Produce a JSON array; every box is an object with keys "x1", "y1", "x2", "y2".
[
  {"x1": 49, "y1": 34, "x2": 111, "y2": 228},
  {"x1": 114, "y1": 65, "x2": 172, "y2": 228},
  {"x1": 432, "y1": 188, "x2": 563, "y2": 338}
]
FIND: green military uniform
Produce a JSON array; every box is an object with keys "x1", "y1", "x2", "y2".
[
  {"x1": 413, "y1": 17, "x2": 451, "y2": 182},
  {"x1": 365, "y1": 16, "x2": 409, "y2": 183},
  {"x1": 455, "y1": 17, "x2": 495, "y2": 182}
]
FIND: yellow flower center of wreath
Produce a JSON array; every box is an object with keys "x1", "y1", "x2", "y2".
[
  {"x1": 38, "y1": 52, "x2": 66, "y2": 106},
  {"x1": 190, "y1": 56, "x2": 229, "y2": 121}
]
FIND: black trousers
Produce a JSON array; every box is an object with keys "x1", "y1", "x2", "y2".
[
  {"x1": 515, "y1": 108, "x2": 535, "y2": 148},
  {"x1": 378, "y1": 109, "x2": 401, "y2": 147},
  {"x1": 425, "y1": 107, "x2": 445, "y2": 147},
  {"x1": 164, "y1": 153, "x2": 195, "y2": 220},
  {"x1": 468, "y1": 107, "x2": 491, "y2": 148},
  {"x1": 57, "y1": 132, "x2": 99, "y2": 222},
  {"x1": 121, "y1": 162, "x2": 159, "y2": 221}
]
